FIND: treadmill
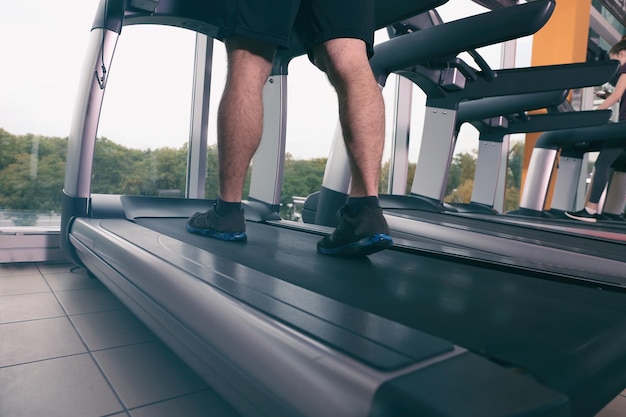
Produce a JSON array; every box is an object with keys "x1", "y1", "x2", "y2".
[
  {"x1": 61, "y1": 1, "x2": 626, "y2": 416},
  {"x1": 520, "y1": 122, "x2": 626, "y2": 220},
  {"x1": 306, "y1": 2, "x2": 626, "y2": 283}
]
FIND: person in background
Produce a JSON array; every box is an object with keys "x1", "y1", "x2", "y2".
[
  {"x1": 566, "y1": 36, "x2": 626, "y2": 223},
  {"x1": 186, "y1": 0, "x2": 393, "y2": 256}
]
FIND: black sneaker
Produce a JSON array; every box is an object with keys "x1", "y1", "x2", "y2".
[
  {"x1": 186, "y1": 205, "x2": 247, "y2": 241},
  {"x1": 565, "y1": 208, "x2": 598, "y2": 223},
  {"x1": 317, "y1": 206, "x2": 393, "y2": 257}
]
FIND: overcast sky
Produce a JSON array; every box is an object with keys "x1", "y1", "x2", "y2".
[{"x1": 0, "y1": 1, "x2": 529, "y2": 161}]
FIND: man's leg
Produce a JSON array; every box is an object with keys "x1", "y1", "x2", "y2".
[
  {"x1": 314, "y1": 38, "x2": 392, "y2": 257},
  {"x1": 187, "y1": 37, "x2": 275, "y2": 241},
  {"x1": 218, "y1": 38, "x2": 276, "y2": 202},
  {"x1": 313, "y1": 38, "x2": 385, "y2": 198}
]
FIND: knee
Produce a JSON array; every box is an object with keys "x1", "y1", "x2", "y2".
[
  {"x1": 312, "y1": 39, "x2": 370, "y2": 85},
  {"x1": 225, "y1": 37, "x2": 275, "y2": 84}
]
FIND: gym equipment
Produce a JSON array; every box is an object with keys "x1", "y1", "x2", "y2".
[{"x1": 61, "y1": 1, "x2": 626, "y2": 416}]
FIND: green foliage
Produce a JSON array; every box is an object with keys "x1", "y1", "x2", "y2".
[
  {"x1": 379, "y1": 161, "x2": 416, "y2": 194},
  {"x1": 443, "y1": 144, "x2": 524, "y2": 212},
  {"x1": 446, "y1": 152, "x2": 477, "y2": 199},
  {"x1": 505, "y1": 141, "x2": 524, "y2": 212},
  {"x1": 0, "y1": 128, "x2": 524, "y2": 222},
  {"x1": 446, "y1": 178, "x2": 474, "y2": 203},
  {"x1": 92, "y1": 138, "x2": 190, "y2": 196},
  {"x1": 507, "y1": 141, "x2": 524, "y2": 190},
  {"x1": 280, "y1": 154, "x2": 327, "y2": 219},
  {"x1": 281, "y1": 154, "x2": 326, "y2": 202},
  {"x1": 0, "y1": 130, "x2": 67, "y2": 212},
  {"x1": 91, "y1": 137, "x2": 144, "y2": 195},
  {"x1": 204, "y1": 144, "x2": 220, "y2": 198}
]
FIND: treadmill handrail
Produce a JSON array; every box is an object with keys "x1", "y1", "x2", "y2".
[
  {"x1": 535, "y1": 119, "x2": 626, "y2": 149},
  {"x1": 470, "y1": 110, "x2": 614, "y2": 137},
  {"x1": 456, "y1": 90, "x2": 568, "y2": 124},
  {"x1": 369, "y1": 0, "x2": 555, "y2": 85}
]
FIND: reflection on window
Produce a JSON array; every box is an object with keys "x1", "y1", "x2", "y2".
[
  {"x1": 0, "y1": 130, "x2": 65, "y2": 227},
  {"x1": 0, "y1": 2, "x2": 96, "y2": 228}
]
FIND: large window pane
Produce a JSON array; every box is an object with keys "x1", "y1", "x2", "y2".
[
  {"x1": 0, "y1": 2, "x2": 97, "y2": 227},
  {"x1": 94, "y1": 26, "x2": 196, "y2": 197}
]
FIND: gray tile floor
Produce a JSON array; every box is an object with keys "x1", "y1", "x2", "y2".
[
  {"x1": 0, "y1": 262, "x2": 240, "y2": 417},
  {"x1": 0, "y1": 262, "x2": 624, "y2": 417}
]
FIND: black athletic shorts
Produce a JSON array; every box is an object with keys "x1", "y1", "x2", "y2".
[{"x1": 215, "y1": 0, "x2": 375, "y2": 57}]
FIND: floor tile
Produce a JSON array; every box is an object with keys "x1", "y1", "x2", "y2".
[
  {"x1": 129, "y1": 390, "x2": 240, "y2": 417},
  {"x1": 0, "y1": 263, "x2": 36, "y2": 277},
  {"x1": 44, "y1": 269, "x2": 102, "y2": 292},
  {"x1": 0, "y1": 317, "x2": 86, "y2": 367},
  {"x1": 71, "y1": 309, "x2": 157, "y2": 351},
  {"x1": 0, "y1": 273, "x2": 49, "y2": 296},
  {"x1": 6, "y1": 265, "x2": 620, "y2": 417},
  {"x1": 93, "y1": 341, "x2": 208, "y2": 409},
  {"x1": 0, "y1": 354, "x2": 123, "y2": 417},
  {"x1": 0, "y1": 292, "x2": 64, "y2": 324},
  {"x1": 37, "y1": 262, "x2": 80, "y2": 275},
  {"x1": 55, "y1": 287, "x2": 125, "y2": 315}
]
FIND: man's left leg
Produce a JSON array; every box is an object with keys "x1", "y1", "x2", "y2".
[{"x1": 314, "y1": 38, "x2": 392, "y2": 257}]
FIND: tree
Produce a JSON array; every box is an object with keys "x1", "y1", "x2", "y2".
[
  {"x1": 280, "y1": 154, "x2": 327, "y2": 219},
  {"x1": 378, "y1": 160, "x2": 416, "y2": 194},
  {"x1": 504, "y1": 140, "x2": 524, "y2": 212},
  {"x1": 0, "y1": 133, "x2": 68, "y2": 215},
  {"x1": 139, "y1": 146, "x2": 188, "y2": 196},
  {"x1": 507, "y1": 141, "x2": 524, "y2": 191},
  {"x1": 0, "y1": 129, "x2": 31, "y2": 171},
  {"x1": 445, "y1": 152, "x2": 476, "y2": 203},
  {"x1": 92, "y1": 137, "x2": 145, "y2": 194},
  {"x1": 204, "y1": 144, "x2": 220, "y2": 198},
  {"x1": 446, "y1": 179, "x2": 475, "y2": 203},
  {"x1": 0, "y1": 153, "x2": 39, "y2": 210}
]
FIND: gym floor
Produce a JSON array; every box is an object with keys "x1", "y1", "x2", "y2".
[{"x1": 0, "y1": 262, "x2": 624, "y2": 417}]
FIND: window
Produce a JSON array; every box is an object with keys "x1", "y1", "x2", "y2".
[
  {"x1": 0, "y1": 2, "x2": 98, "y2": 228},
  {"x1": 93, "y1": 25, "x2": 196, "y2": 197}
]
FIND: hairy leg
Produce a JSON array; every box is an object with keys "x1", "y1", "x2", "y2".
[
  {"x1": 218, "y1": 37, "x2": 275, "y2": 202},
  {"x1": 314, "y1": 38, "x2": 385, "y2": 197}
]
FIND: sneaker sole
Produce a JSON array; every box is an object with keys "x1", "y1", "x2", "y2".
[
  {"x1": 564, "y1": 212, "x2": 597, "y2": 223},
  {"x1": 186, "y1": 223, "x2": 247, "y2": 241},
  {"x1": 317, "y1": 234, "x2": 393, "y2": 257}
]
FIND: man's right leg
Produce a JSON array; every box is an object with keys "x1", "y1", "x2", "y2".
[{"x1": 187, "y1": 38, "x2": 275, "y2": 241}]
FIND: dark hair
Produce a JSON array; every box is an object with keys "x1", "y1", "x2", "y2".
[{"x1": 609, "y1": 36, "x2": 626, "y2": 55}]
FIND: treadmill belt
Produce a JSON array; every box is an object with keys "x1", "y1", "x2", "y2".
[
  {"x1": 387, "y1": 209, "x2": 626, "y2": 260},
  {"x1": 124, "y1": 216, "x2": 626, "y2": 413}
]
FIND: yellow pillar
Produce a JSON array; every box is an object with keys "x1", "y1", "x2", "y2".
[{"x1": 521, "y1": 0, "x2": 591, "y2": 207}]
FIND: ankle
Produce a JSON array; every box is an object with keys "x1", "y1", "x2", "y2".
[
  {"x1": 346, "y1": 196, "x2": 380, "y2": 216},
  {"x1": 216, "y1": 197, "x2": 242, "y2": 216}
]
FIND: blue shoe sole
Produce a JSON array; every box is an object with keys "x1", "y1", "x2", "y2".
[
  {"x1": 186, "y1": 223, "x2": 247, "y2": 242},
  {"x1": 317, "y1": 234, "x2": 393, "y2": 257}
]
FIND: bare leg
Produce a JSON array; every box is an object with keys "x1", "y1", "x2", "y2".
[
  {"x1": 313, "y1": 38, "x2": 385, "y2": 197},
  {"x1": 218, "y1": 37, "x2": 275, "y2": 202},
  {"x1": 314, "y1": 38, "x2": 392, "y2": 256}
]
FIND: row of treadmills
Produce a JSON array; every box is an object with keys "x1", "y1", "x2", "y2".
[{"x1": 60, "y1": 1, "x2": 626, "y2": 416}]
